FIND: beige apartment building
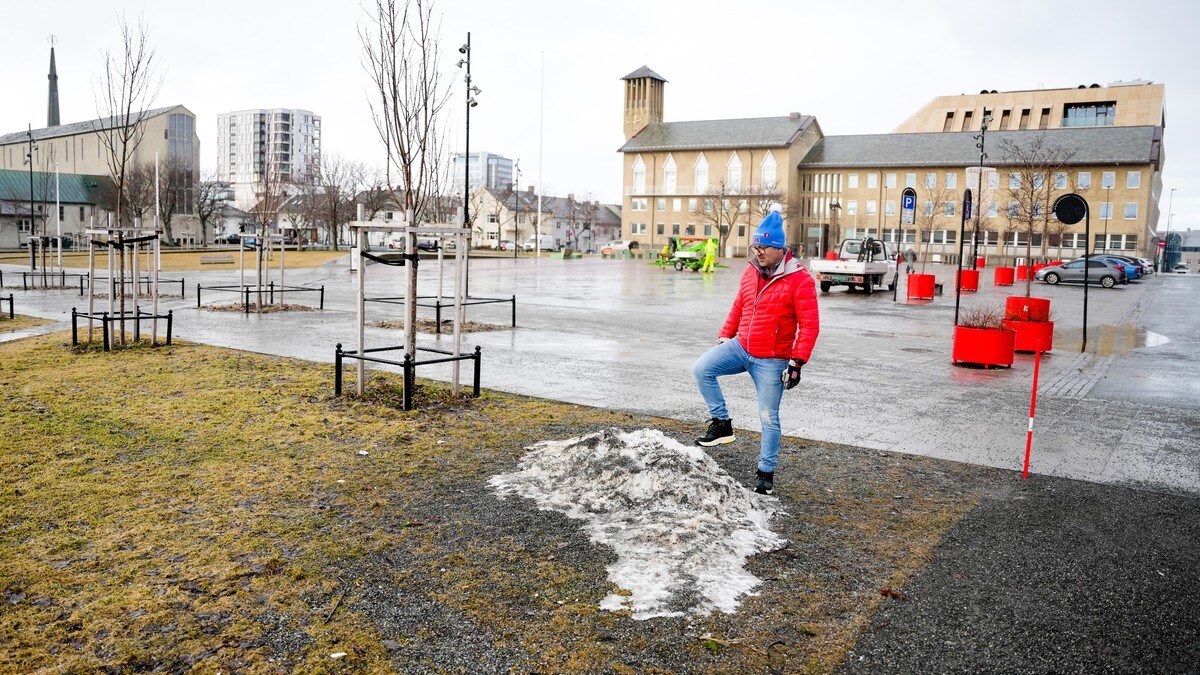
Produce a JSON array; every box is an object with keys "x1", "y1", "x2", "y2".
[{"x1": 619, "y1": 72, "x2": 1166, "y2": 263}]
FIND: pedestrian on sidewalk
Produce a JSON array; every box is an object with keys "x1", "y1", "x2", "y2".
[
  {"x1": 691, "y1": 204, "x2": 820, "y2": 495},
  {"x1": 903, "y1": 247, "x2": 917, "y2": 274}
]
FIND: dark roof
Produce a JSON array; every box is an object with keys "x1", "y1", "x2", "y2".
[
  {"x1": 619, "y1": 115, "x2": 814, "y2": 153},
  {"x1": 799, "y1": 126, "x2": 1163, "y2": 169},
  {"x1": 483, "y1": 187, "x2": 620, "y2": 223},
  {"x1": 621, "y1": 66, "x2": 667, "y2": 82},
  {"x1": 0, "y1": 169, "x2": 111, "y2": 203},
  {"x1": 0, "y1": 105, "x2": 187, "y2": 145}
]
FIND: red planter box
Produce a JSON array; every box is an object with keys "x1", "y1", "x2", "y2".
[
  {"x1": 1016, "y1": 265, "x2": 1030, "y2": 280},
  {"x1": 957, "y1": 269, "x2": 980, "y2": 292},
  {"x1": 952, "y1": 326, "x2": 1016, "y2": 368},
  {"x1": 994, "y1": 266, "x2": 1016, "y2": 286},
  {"x1": 907, "y1": 273, "x2": 937, "y2": 300},
  {"x1": 825, "y1": 251, "x2": 838, "y2": 260},
  {"x1": 976, "y1": 256, "x2": 987, "y2": 269},
  {"x1": 1004, "y1": 296, "x2": 1051, "y2": 321},
  {"x1": 1032, "y1": 263, "x2": 1049, "y2": 274},
  {"x1": 1003, "y1": 319, "x2": 1054, "y2": 353}
]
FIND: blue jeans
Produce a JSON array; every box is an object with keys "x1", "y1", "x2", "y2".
[{"x1": 691, "y1": 339, "x2": 787, "y2": 473}]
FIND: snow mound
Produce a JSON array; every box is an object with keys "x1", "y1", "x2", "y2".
[{"x1": 490, "y1": 428, "x2": 785, "y2": 620}]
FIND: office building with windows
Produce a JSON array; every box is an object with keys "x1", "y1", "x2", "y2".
[
  {"x1": 216, "y1": 108, "x2": 321, "y2": 206},
  {"x1": 619, "y1": 70, "x2": 1166, "y2": 262},
  {"x1": 451, "y1": 151, "x2": 514, "y2": 196}
]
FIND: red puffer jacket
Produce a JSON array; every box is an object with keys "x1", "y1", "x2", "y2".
[{"x1": 719, "y1": 253, "x2": 820, "y2": 362}]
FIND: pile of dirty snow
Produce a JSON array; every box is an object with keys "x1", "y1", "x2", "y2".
[{"x1": 489, "y1": 428, "x2": 784, "y2": 620}]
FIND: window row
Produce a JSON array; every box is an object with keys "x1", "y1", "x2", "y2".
[
  {"x1": 631, "y1": 151, "x2": 777, "y2": 193},
  {"x1": 842, "y1": 170, "x2": 1141, "y2": 191}
]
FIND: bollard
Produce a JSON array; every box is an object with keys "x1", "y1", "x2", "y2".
[
  {"x1": 334, "y1": 343, "x2": 343, "y2": 396},
  {"x1": 197, "y1": 283, "x2": 202, "y2": 308},
  {"x1": 473, "y1": 346, "x2": 482, "y2": 397},
  {"x1": 101, "y1": 312, "x2": 110, "y2": 352},
  {"x1": 166, "y1": 310, "x2": 173, "y2": 346},
  {"x1": 71, "y1": 308, "x2": 78, "y2": 346},
  {"x1": 319, "y1": 285, "x2": 325, "y2": 310},
  {"x1": 403, "y1": 353, "x2": 415, "y2": 411},
  {"x1": 511, "y1": 295, "x2": 517, "y2": 328}
]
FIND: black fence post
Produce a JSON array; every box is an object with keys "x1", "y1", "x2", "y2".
[
  {"x1": 165, "y1": 310, "x2": 173, "y2": 346},
  {"x1": 180, "y1": 278, "x2": 185, "y2": 300},
  {"x1": 319, "y1": 286, "x2": 325, "y2": 310},
  {"x1": 269, "y1": 281, "x2": 275, "y2": 305},
  {"x1": 334, "y1": 343, "x2": 343, "y2": 396},
  {"x1": 435, "y1": 301, "x2": 442, "y2": 334},
  {"x1": 101, "y1": 312, "x2": 110, "y2": 352},
  {"x1": 511, "y1": 295, "x2": 517, "y2": 328},
  {"x1": 71, "y1": 307, "x2": 78, "y2": 346},
  {"x1": 403, "y1": 352, "x2": 414, "y2": 411},
  {"x1": 473, "y1": 346, "x2": 482, "y2": 397},
  {"x1": 244, "y1": 288, "x2": 250, "y2": 314},
  {"x1": 196, "y1": 283, "x2": 202, "y2": 308}
]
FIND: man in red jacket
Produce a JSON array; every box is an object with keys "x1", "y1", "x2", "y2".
[{"x1": 691, "y1": 205, "x2": 820, "y2": 495}]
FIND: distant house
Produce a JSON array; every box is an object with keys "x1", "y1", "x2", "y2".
[
  {"x1": 0, "y1": 169, "x2": 112, "y2": 248},
  {"x1": 469, "y1": 185, "x2": 621, "y2": 251}
]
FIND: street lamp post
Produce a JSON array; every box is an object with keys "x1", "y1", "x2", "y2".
[
  {"x1": 1165, "y1": 187, "x2": 1177, "y2": 270},
  {"x1": 971, "y1": 114, "x2": 992, "y2": 269},
  {"x1": 513, "y1": 160, "x2": 520, "y2": 260},
  {"x1": 458, "y1": 34, "x2": 480, "y2": 239},
  {"x1": 25, "y1": 125, "x2": 38, "y2": 270}
]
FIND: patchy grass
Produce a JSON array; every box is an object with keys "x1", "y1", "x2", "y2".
[
  {"x1": 0, "y1": 314, "x2": 54, "y2": 333},
  {"x1": 0, "y1": 249, "x2": 345, "y2": 272},
  {"x1": 0, "y1": 333, "x2": 1003, "y2": 672}
]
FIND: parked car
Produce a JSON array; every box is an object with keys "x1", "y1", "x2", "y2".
[
  {"x1": 1091, "y1": 255, "x2": 1142, "y2": 281},
  {"x1": 497, "y1": 239, "x2": 515, "y2": 251},
  {"x1": 1136, "y1": 257, "x2": 1157, "y2": 275},
  {"x1": 1172, "y1": 263, "x2": 1191, "y2": 274},
  {"x1": 602, "y1": 239, "x2": 640, "y2": 254},
  {"x1": 1085, "y1": 253, "x2": 1147, "y2": 279},
  {"x1": 416, "y1": 238, "x2": 440, "y2": 251},
  {"x1": 215, "y1": 233, "x2": 241, "y2": 245},
  {"x1": 387, "y1": 238, "x2": 404, "y2": 250},
  {"x1": 522, "y1": 234, "x2": 556, "y2": 252},
  {"x1": 1035, "y1": 259, "x2": 1126, "y2": 288}
]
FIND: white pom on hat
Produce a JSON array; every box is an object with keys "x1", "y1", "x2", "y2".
[{"x1": 770, "y1": 203, "x2": 782, "y2": 213}]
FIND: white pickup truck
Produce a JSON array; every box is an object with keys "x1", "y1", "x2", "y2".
[{"x1": 809, "y1": 238, "x2": 897, "y2": 294}]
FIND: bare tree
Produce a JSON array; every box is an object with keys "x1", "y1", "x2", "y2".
[
  {"x1": 155, "y1": 156, "x2": 195, "y2": 244},
  {"x1": 121, "y1": 161, "x2": 156, "y2": 224},
  {"x1": 361, "y1": 0, "x2": 453, "y2": 225},
  {"x1": 94, "y1": 14, "x2": 160, "y2": 344},
  {"x1": 689, "y1": 180, "x2": 742, "y2": 251},
  {"x1": 912, "y1": 179, "x2": 957, "y2": 271},
  {"x1": 195, "y1": 172, "x2": 224, "y2": 246},
  {"x1": 316, "y1": 155, "x2": 365, "y2": 250},
  {"x1": 997, "y1": 134, "x2": 1078, "y2": 297}
]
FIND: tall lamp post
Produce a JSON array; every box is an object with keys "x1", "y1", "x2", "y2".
[
  {"x1": 1164, "y1": 187, "x2": 1177, "y2": 270},
  {"x1": 25, "y1": 125, "x2": 38, "y2": 270},
  {"x1": 970, "y1": 114, "x2": 992, "y2": 269},
  {"x1": 513, "y1": 159, "x2": 520, "y2": 260},
  {"x1": 457, "y1": 34, "x2": 480, "y2": 241}
]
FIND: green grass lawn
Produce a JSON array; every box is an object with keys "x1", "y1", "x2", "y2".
[{"x1": 0, "y1": 332, "x2": 999, "y2": 672}]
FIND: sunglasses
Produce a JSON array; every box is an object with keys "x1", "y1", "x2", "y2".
[{"x1": 751, "y1": 245, "x2": 773, "y2": 254}]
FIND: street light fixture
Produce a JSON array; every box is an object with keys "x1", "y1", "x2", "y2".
[
  {"x1": 513, "y1": 160, "x2": 520, "y2": 260},
  {"x1": 970, "y1": 114, "x2": 992, "y2": 269},
  {"x1": 1165, "y1": 187, "x2": 1177, "y2": 270},
  {"x1": 24, "y1": 125, "x2": 38, "y2": 270}
]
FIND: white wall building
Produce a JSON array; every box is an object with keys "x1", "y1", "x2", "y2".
[{"x1": 216, "y1": 108, "x2": 321, "y2": 207}]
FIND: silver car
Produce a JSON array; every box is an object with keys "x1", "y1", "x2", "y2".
[{"x1": 1035, "y1": 259, "x2": 1127, "y2": 288}]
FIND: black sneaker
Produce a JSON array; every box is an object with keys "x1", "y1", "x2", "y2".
[
  {"x1": 755, "y1": 470, "x2": 775, "y2": 495},
  {"x1": 695, "y1": 418, "x2": 734, "y2": 447}
]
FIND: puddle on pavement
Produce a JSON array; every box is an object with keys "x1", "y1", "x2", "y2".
[{"x1": 1055, "y1": 324, "x2": 1170, "y2": 356}]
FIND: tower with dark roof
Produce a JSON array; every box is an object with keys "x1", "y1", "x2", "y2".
[
  {"x1": 621, "y1": 66, "x2": 666, "y2": 140},
  {"x1": 47, "y1": 44, "x2": 60, "y2": 127}
]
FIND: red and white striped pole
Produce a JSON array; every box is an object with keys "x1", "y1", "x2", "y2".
[{"x1": 1022, "y1": 348, "x2": 1043, "y2": 479}]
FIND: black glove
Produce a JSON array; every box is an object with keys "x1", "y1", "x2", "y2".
[{"x1": 782, "y1": 359, "x2": 803, "y2": 390}]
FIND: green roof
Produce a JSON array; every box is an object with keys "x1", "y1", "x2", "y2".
[{"x1": 0, "y1": 169, "x2": 111, "y2": 204}]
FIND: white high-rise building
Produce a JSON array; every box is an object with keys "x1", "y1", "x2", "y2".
[
  {"x1": 216, "y1": 108, "x2": 320, "y2": 206},
  {"x1": 451, "y1": 151, "x2": 514, "y2": 196}
]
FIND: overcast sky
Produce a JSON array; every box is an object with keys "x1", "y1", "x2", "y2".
[{"x1": 3, "y1": 0, "x2": 1196, "y2": 230}]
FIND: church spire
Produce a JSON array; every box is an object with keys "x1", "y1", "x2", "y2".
[{"x1": 47, "y1": 37, "x2": 60, "y2": 127}]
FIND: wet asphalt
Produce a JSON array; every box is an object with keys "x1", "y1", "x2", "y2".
[{"x1": 4, "y1": 253, "x2": 1198, "y2": 672}]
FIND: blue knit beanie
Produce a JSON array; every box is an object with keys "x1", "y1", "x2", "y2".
[{"x1": 752, "y1": 204, "x2": 785, "y2": 248}]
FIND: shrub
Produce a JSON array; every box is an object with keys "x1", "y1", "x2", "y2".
[{"x1": 958, "y1": 305, "x2": 1005, "y2": 330}]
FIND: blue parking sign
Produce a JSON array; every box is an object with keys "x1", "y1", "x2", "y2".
[{"x1": 902, "y1": 194, "x2": 916, "y2": 211}]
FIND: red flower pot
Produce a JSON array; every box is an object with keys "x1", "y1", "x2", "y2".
[
  {"x1": 1016, "y1": 265, "x2": 1030, "y2": 280},
  {"x1": 952, "y1": 326, "x2": 1016, "y2": 368},
  {"x1": 1004, "y1": 296, "x2": 1051, "y2": 322},
  {"x1": 994, "y1": 266, "x2": 1016, "y2": 286},
  {"x1": 1032, "y1": 263, "x2": 1048, "y2": 274},
  {"x1": 957, "y1": 269, "x2": 980, "y2": 292},
  {"x1": 976, "y1": 256, "x2": 987, "y2": 269},
  {"x1": 907, "y1": 273, "x2": 936, "y2": 300},
  {"x1": 1002, "y1": 319, "x2": 1055, "y2": 353}
]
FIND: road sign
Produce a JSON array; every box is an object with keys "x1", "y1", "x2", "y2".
[{"x1": 900, "y1": 188, "x2": 916, "y2": 225}]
